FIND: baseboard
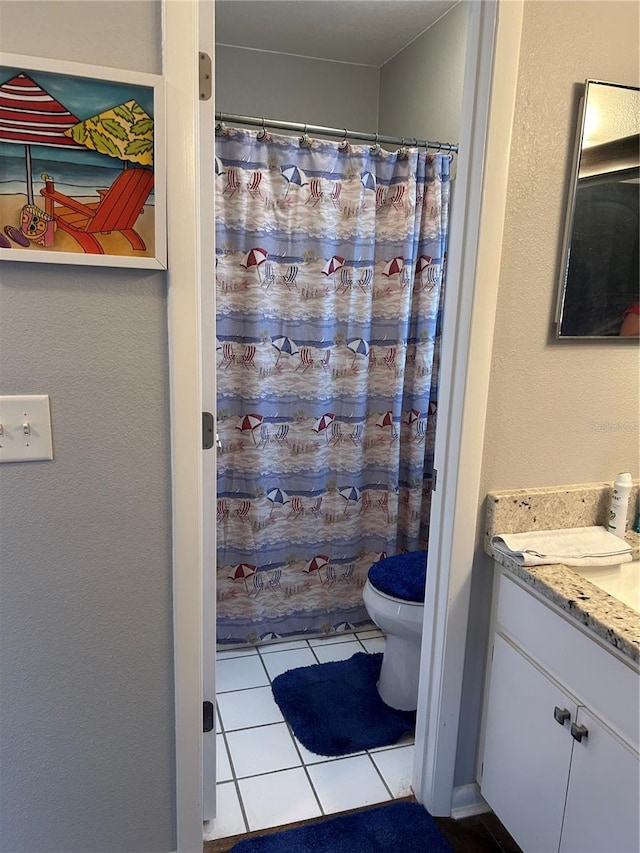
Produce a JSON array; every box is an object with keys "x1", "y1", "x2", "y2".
[{"x1": 450, "y1": 783, "x2": 491, "y2": 819}]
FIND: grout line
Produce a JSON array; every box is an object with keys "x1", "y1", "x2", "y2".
[
  {"x1": 283, "y1": 720, "x2": 326, "y2": 817},
  {"x1": 366, "y1": 752, "x2": 395, "y2": 801},
  {"x1": 216, "y1": 682, "x2": 271, "y2": 696},
  {"x1": 223, "y1": 720, "x2": 285, "y2": 736},
  {"x1": 219, "y1": 729, "x2": 250, "y2": 836}
]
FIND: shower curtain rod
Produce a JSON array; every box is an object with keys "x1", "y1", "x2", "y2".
[{"x1": 215, "y1": 111, "x2": 458, "y2": 154}]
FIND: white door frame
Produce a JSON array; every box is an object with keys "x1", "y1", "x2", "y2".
[
  {"x1": 164, "y1": 0, "x2": 215, "y2": 850},
  {"x1": 165, "y1": 1, "x2": 524, "y2": 849},
  {"x1": 413, "y1": 0, "x2": 524, "y2": 815}
]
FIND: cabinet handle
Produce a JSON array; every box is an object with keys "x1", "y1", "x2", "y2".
[
  {"x1": 570, "y1": 723, "x2": 589, "y2": 743},
  {"x1": 553, "y1": 706, "x2": 571, "y2": 726}
]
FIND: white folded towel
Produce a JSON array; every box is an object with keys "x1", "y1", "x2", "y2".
[{"x1": 491, "y1": 526, "x2": 633, "y2": 567}]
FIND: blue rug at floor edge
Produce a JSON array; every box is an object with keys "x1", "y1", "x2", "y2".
[
  {"x1": 228, "y1": 801, "x2": 452, "y2": 852},
  {"x1": 270, "y1": 652, "x2": 415, "y2": 757}
]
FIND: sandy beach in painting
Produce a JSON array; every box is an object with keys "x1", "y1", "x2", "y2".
[{"x1": 0, "y1": 193, "x2": 155, "y2": 258}]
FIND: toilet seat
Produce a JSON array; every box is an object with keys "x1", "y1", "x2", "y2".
[{"x1": 367, "y1": 550, "x2": 427, "y2": 603}]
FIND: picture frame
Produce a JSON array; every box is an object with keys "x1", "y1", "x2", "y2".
[{"x1": 0, "y1": 53, "x2": 166, "y2": 269}]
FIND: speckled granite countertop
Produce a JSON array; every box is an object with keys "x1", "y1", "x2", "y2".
[{"x1": 484, "y1": 483, "x2": 640, "y2": 665}]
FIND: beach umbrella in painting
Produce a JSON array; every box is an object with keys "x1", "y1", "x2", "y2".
[
  {"x1": 215, "y1": 156, "x2": 224, "y2": 176},
  {"x1": 312, "y1": 412, "x2": 335, "y2": 441},
  {"x1": 360, "y1": 171, "x2": 376, "y2": 191},
  {"x1": 280, "y1": 164, "x2": 308, "y2": 199},
  {"x1": 0, "y1": 72, "x2": 84, "y2": 206},
  {"x1": 339, "y1": 486, "x2": 361, "y2": 514},
  {"x1": 376, "y1": 411, "x2": 394, "y2": 429},
  {"x1": 382, "y1": 256, "x2": 404, "y2": 277},
  {"x1": 241, "y1": 247, "x2": 269, "y2": 281},
  {"x1": 321, "y1": 255, "x2": 345, "y2": 287},
  {"x1": 271, "y1": 336, "x2": 299, "y2": 366},
  {"x1": 235, "y1": 412, "x2": 264, "y2": 445},
  {"x1": 65, "y1": 99, "x2": 154, "y2": 167},
  {"x1": 228, "y1": 563, "x2": 257, "y2": 593},
  {"x1": 346, "y1": 338, "x2": 370, "y2": 367},
  {"x1": 304, "y1": 554, "x2": 330, "y2": 582}
]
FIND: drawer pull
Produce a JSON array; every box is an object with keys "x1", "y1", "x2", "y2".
[
  {"x1": 570, "y1": 723, "x2": 589, "y2": 743},
  {"x1": 554, "y1": 706, "x2": 571, "y2": 726}
]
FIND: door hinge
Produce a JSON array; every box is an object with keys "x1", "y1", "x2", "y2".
[
  {"x1": 203, "y1": 411, "x2": 214, "y2": 449},
  {"x1": 203, "y1": 700, "x2": 214, "y2": 733},
  {"x1": 199, "y1": 52, "x2": 212, "y2": 101},
  {"x1": 433, "y1": 468, "x2": 438, "y2": 491}
]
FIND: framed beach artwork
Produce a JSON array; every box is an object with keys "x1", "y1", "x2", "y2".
[{"x1": 0, "y1": 53, "x2": 166, "y2": 269}]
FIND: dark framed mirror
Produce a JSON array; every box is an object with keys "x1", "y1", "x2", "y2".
[{"x1": 556, "y1": 80, "x2": 639, "y2": 339}]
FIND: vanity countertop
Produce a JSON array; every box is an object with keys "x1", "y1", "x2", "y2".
[
  {"x1": 485, "y1": 483, "x2": 640, "y2": 665},
  {"x1": 486, "y1": 535, "x2": 640, "y2": 664}
]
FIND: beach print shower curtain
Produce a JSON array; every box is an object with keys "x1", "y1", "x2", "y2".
[{"x1": 215, "y1": 127, "x2": 450, "y2": 645}]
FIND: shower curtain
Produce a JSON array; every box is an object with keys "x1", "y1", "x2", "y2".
[{"x1": 215, "y1": 127, "x2": 450, "y2": 645}]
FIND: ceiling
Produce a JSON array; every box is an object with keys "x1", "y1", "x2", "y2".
[{"x1": 215, "y1": 1, "x2": 460, "y2": 67}]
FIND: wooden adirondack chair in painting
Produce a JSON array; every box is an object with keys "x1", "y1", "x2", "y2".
[{"x1": 40, "y1": 167, "x2": 154, "y2": 255}]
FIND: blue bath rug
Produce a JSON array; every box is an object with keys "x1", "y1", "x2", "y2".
[
  {"x1": 228, "y1": 801, "x2": 452, "y2": 852},
  {"x1": 271, "y1": 652, "x2": 415, "y2": 756}
]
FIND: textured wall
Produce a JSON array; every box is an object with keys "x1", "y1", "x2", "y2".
[
  {"x1": 455, "y1": 0, "x2": 640, "y2": 787},
  {"x1": 215, "y1": 44, "x2": 380, "y2": 132},
  {"x1": 378, "y1": 1, "x2": 468, "y2": 144},
  {"x1": 0, "y1": 3, "x2": 176, "y2": 851}
]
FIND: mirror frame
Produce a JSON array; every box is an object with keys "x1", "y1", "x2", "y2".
[{"x1": 555, "y1": 79, "x2": 639, "y2": 340}]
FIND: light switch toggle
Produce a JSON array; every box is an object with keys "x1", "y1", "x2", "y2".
[{"x1": 0, "y1": 395, "x2": 53, "y2": 463}]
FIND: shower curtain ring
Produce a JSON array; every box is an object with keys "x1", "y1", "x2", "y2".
[
  {"x1": 257, "y1": 117, "x2": 270, "y2": 142},
  {"x1": 299, "y1": 124, "x2": 311, "y2": 148},
  {"x1": 370, "y1": 133, "x2": 381, "y2": 155},
  {"x1": 339, "y1": 128, "x2": 350, "y2": 152}
]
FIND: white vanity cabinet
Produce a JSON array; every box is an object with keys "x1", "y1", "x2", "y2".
[{"x1": 479, "y1": 570, "x2": 640, "y2": 853}]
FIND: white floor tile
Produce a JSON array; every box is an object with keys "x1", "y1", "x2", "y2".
[
  {"x1": 238, "y1": 767, "x2": 322, "y2": 832},
  {"x1": 259, "y1": 639, "x2": 309, "y2": 653},
  {"x1": 260, "y1": 647, "x2": 317, "y2": 681},
  {"x1": 360, "y1": 636, "x2": 386, "y2": 654},
  {"x1": 216, "y1": 655, "x2": 269, "y2": 693},
  {"x1": 203, "y1": 781, "x2": 246, "y2": 840},
  {"x1": 216, "y1": 734, "x2": 233, "y2": 782},
  {"x1": 311, "y1": 640, "x2": 364, "y2": 664},
  {"x1": 308, "y1": 633, "x2": 360, "y2": 646},
  {"x1": 370, "y1": 744, "x2": 415, "y2": 798},
  {"x1": 307, "y1": 754, "x2": 391, "y2": 814},
  {"x1": 217, "y1": 646, "x2": 259, "y2": 660},
  {"x1": 226, "y1": 722, "x2": 301, "y2": 777},
  {"x1": 217, "y1": 686, "x2": 284, "y2": 731},
  {"x1": 293, "y1": 735, "x2": 364, "y2": 766}
]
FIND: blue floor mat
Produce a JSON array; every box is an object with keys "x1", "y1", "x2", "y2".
[
  {"x1": 271, "y1": 652, "x2": 415, "y2": 757},
  {"x1": 228, "y1": 801, "x2": 452, "y2": 852}
]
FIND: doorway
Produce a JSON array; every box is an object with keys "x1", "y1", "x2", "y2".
[
  {"x1": 208, "y1": 0, "x2": 464, "y2": 842},
  {"x1": 165, "y1": 1, "x2": 525, "y2": 849}
]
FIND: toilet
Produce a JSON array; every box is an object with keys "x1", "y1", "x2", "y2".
[{"x1": 362, "y1": 550, "x2": 428, "y2": 712}]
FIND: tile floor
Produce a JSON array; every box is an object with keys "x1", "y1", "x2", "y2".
[{"x1": 204, "y1": 628, "x2": 416, "y2": 842}]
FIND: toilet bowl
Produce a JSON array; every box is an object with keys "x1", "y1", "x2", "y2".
[{"x1": 362, "y1": 550, "x2": 428, "y2": 712}]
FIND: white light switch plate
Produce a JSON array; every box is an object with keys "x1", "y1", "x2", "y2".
[{"x1": 0, "y1": 395, "x2": 53, "y2": 463}]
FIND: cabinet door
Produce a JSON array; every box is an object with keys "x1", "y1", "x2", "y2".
[
  {"x1": 481, "y1": 633, "x2": 577, "y2": 853},
  {"x1": 560, "y1": 707, "x2": 640, "y2": 853}
]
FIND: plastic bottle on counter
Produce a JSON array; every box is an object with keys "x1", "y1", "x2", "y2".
[{"x1": 608, "y1": 472, "x2": 632, "y2": 538}]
